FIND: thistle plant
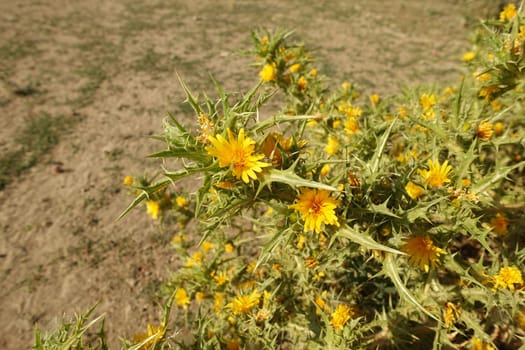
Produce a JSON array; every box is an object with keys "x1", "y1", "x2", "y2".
[
  {"x1": 37, "y1": 4, "x2": 525, "y2": 350},
  {"x1": 117, "y1": 8, "x2": 525, "y2": 348}
]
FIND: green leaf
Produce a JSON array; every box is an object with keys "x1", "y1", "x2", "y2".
[
  {"x1": 335, "y1": 225, "x2": 405, "y2": 255},
  {"x1": 383, "y1": 255, "x2": 440, "y2": 322},
  {"x1": 257, "y1": 167, "x2": 338, "y2": 197},
  {"x1": 369, "y1": 199, "x2": 400, "y2": 218},
  {"x1": 369, "y1": 119, "x2": 396, "y2": 174},
  {"x1": 471, "y1": 160, "x2": 525, "y2": 194},
  {"x1": 116, "y1": 178, "x2": 171, "y2": 221}
]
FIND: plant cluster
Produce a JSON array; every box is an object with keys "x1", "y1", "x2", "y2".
[{"x1": 37, "y1": 4, "x2": 525, "y2": 350}]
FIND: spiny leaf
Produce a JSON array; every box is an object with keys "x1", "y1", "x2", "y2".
[
  {"x1": 369, "y1": 119, "x2": 396, "y2": 174},
  {"x1": 335, "y1": 225, "x2": 405, "y2": 255},
  {"x1": 256, "y1": 167, "x2": 338, "y2": 197},
  {"x1": 383, "y1": 254, "x2": 440, "y2": 323}
]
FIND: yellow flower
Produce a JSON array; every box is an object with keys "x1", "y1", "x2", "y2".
[
  {"x1": 309, "y1": 68, "x2": 318, "y2": 77},
  {"x1": 289, "y1": 63, "x2": 301, "y2": 73},
  {"x1": 405, "y1": 181, "x2": 424, "y2": 200},
  {"x1": 491, "y1": 99, "x2": 502, "y2": 111},
  {"x1": 339, "y1": 103, "x2": 362, "y2": 118},
  {"x1": 171, "y1": 233, "x2": 185, "y2": 244},
  {"x1": 225, "y1": 243, "x2": 234, "y2": 253},
  {"x1": 479, "y1": 85, "x2": 498, "y2": 102},
  {"x1": 470, "y1": 338, "x2": 495, "y2": 350},
  {"x1": 401, "y1": 236, "x2": 446, "y2": 272},
  {"x1": 324, "y1": 135, "x2": 339, "y2": 155},
  {"x1": 297, "y1": 76, "x2": 308, "y2": 91},
  {"x1": 490, "y1": 266, "x2": 523, "y2": 291},
  {"x1": 201, "y1": 240, "x2": 214, "y2": 253},
  {"x1": 344, "y1": 117, "x2": 359, "y2": 135},
  {"x1": 296, "y1": 234, "x2": 306, "y2": 249},
  {"x1": 491, "y1": 213, "x2": 509, "y2": 235},
  {"x1": 206, "y1": 128, "x2": 270, "y2": 183},
  {"x1": 305, "y1": 256, "x2": 319, "y2": 268},
  {"x1": 184, "y1": 252, "x2": 202, "y2": 267},
  {"x1": 418, "y1": 159, "x2": 452, "y2": 188},
  {"x1": 146, "y1": 200, "x2": 160, "y2": 219},
  {"x1": 228, "y1": 290, "x2": 261, "y2": 315},
  {"x1": 289, "y1": 188, "x2": 340, "y2": 233},
  {"x1": 443, "y1": 302, "x2": 461, "y2": 328},
  {"x1": 462, "y1": 51, "x2": 476, "y2": 62},
  {"x1": 133, "y1": 323, "x2": 165, "y2": 350},
  {"x1": 225, "y1": 337, "x2": 240, "y2": 350},
  {"x1": 214, "y1": 292, "x2": 225, "y2": 313},
  {"x1": 213, "y1": 271, "x2": 229, "y2": 286},
  {"x1": 175, "y1": 288, "x2": 190, "y2": 308},
  {"x1": 259, "y1": 63, "x2": 276, "y2": 82},
  {"x1": 175, "y1": 196, "x2": 187, "y2": 207},
  {"x1": 494, "y1": 121, "x2": 505, "y2": 136},
  {"x1": 330, "y1": 304, "x2": 356, "y2": 330},
  {"x1": 369, "y1": 94, "x2": 380, "y2": 105},
  {"x1": 500, "y1": 3, "x2": 517, "y2": 21},
  {"x1": 123, "y1": 175, "x2": 133, "y2": 185},
  {"x1": 397, "y1": 106, "x2": 408, "y2": 118},
  {"x1": 476, "y1": 120, "x2": 494, "y2": 141},
  {"x1": 195, "y1": 292, "x2": 205, "y2": 304},
  {"x1": 320, "y1": 164, "x2": 330, "y2": 177},
  {"x1": 420, "y1": 93, "x2": 436, "y2": 111}
]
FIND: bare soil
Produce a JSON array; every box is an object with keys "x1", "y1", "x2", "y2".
[{"x1": 0, "y1": 1, "x2": 499, "y2": 349}]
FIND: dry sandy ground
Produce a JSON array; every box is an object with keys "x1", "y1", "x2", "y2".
[{"x1": 0, "y1": 1, "x2": 498, "y2": 349}]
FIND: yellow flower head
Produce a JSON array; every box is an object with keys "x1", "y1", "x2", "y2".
[
  {"x1": 259, "y1": 63, "x2": 276, "y2": 82},
  {"x1": 492, "y1": 99, "x2": 503, "y2": 110},
  {"x1": 344, "y1": 117, "x2": 359, "y2": 135},
  {"x1": 289, "y1": 188, "x2": 340, "y2": 233},
  {"x1": 418, "y1": 159, "x2": 452, "y2": 188},
  {"x1": 443, "y1": 302, "x2": 461, "y2": 328},
  {"x1": 206, "y1": 128, "x2": 270, "y2": 183},
  {"x1": 320, "y1": 164, "x2": 330, "y2": 177},
  {"x1": 491, "y1": 212, "x2": 509, "y2": 235},
  {"x1": 405, "y1": 181, "x2": 424, "y2": 200},
  {"x1": 184, "y1": 252, "x2": 202, "y2": 267},
  {"x1": 494, "y1": 121, "x2": 505, "y2": 136},
  {"x1": 490, "y1": 266, "x2": 523, "y2": 291},
  {"x1": 401, "y1": 236, "x2": 446, "y2": 272},
  {"x1": 195, "y1": 291, "x2": 205, "y2": 304},
  {"x1": 133, "y1": 323, "x2": 165, "y2": 350},
  {"x1": 420, "y1": 93, "x2": 436, "y2": 111},
  {"x1": 470, "y1": 338, "x2": 495, "y2": 350},
  {"x1": 214, "y1": 292, "x2": 225, "y2": 313},
  {"x1": 123, "y1": 175, "x2": 134, "y2": 185},
  {"x1": 296, "y1": 234, "x2": 306, "y2": 250},
  {"x1": 500, "y1": 3, "x2": 517, "y2": 21},
  {"x1": 289, "y1": 63, "x2": 301, "y2": 73},
  {"x1": 228, "y1": 290, "x2": 261, "y2": 315},
  {"x1": 324, "y1": 135, "x2": 340, "y2": 155},
  {"x1": 146, "y1": 200, "x2": 160, "y2": 219},
  {"x1": 201, "y1": 240, "x2": 214, "y2": 253},
  {"x1": 297, "y1": 76, "x2": 308, "y2": 91},
  {"x1": 213, "y1": 271, "x2": 230, "y2": 286},
  {"x1": 476, "y1": 120, "x2": 494, "y2": 141},
  {"x1": 330, "y1": 304, "x2": 356, "y2": 330},
  {"x1": 462, "y1": 51, "x2": 476, "y2": 62},
  {"x1": 175, "y1": 288, "x2": 190, "y2": 309},
  {"x1": 369, "y1": 94, "x2": 380, "y2": 105},
  {"x1": 175, "y1": 196, "x2": 187, "y2": 208},
  {"x1": 225, "y1": 243, "x2": 234, "y2": 253}
]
